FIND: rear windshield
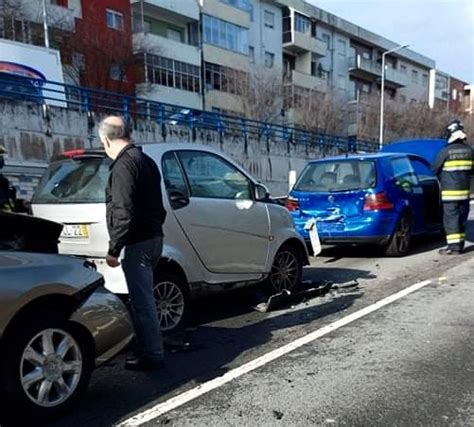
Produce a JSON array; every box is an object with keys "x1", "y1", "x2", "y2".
[
  {"x1": 32, "y1": 157, "x2": 111, "y2": 204},
  {"x1": 294, "y1": 160, "x2": 376, "y2": 192}
]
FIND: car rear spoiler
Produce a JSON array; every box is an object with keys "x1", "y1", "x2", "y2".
[{"x1": 51, "y1": 148, "x2": 107, "y2": 162}]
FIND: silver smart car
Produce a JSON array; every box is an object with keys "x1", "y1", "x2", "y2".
[
  {"x1": 0, "y1": 212, "x2": 133, "y2": 421},
  {"x1": 32, "y1": 143, "x2": 309, "y2": 331}
]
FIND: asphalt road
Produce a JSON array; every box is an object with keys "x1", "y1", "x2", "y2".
[{"x1": 16, "y1": 219, "x2": 474, "y2": 427}]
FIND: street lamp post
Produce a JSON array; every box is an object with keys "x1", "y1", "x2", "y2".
[{"x1": 379, "y1": 44, "x2": 409, "y2": 150}]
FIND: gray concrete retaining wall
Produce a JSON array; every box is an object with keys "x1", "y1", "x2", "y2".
[{"x1": 0, "y1": 101, "x2": 346, "y2": 199}]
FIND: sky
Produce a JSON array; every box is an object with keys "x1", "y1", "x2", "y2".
[{"x1": 307, "y1": 0, "x2": 474, "y2": 83}]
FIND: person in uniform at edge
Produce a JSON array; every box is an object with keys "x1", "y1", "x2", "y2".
[{"x1": 433, "y1": 119, "x2": 473, "y2": 255}]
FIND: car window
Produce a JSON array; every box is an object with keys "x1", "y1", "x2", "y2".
[
  {"x1": 410, "y1": 158, "x2": 436, "y2": 183},
  {"x1": 390, "y1": 157, "x2": 419, "y2": 188},
  {"x1": 32, "y1": 157, "x2": 110, "y2": 204},
  {"x1": 294, "y1": 160, "x2": 376, "y2": 192},
  {"x1": 177, "y1": 151, "x2": 252, "y2": 200},
  {"x1": 161, "y1": 152, "x2": 188, "y2": 195}
]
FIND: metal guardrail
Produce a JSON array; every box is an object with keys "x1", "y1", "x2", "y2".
[{"x1": 0, "y1": 74, "x2": 379, "y2": 154}]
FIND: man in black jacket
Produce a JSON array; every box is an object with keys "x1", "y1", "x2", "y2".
[
  {"x1": 432, "y1": 119, "x2": 473, "y2": 255},
  {"x1": 99, "y1": 115, "x2": 167, "y2": 371}
]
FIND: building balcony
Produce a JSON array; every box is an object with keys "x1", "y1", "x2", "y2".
[
  {"x1": 286, "y1": 70, "x2": 327, "y2": 92},
  {"x1": 349, "y1": 55, "x2": 406, "y2": 88},
  {"x1": 131, "y1": 0, "x2": 199, "y2": 21},
  {"x1": 133, "y1": 32, "x2": 201, "y2": 66},
  {"x1": 283, "y1": 31, "x2": 327, "y2": 56}
]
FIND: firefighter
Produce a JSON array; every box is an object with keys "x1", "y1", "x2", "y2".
[
  {"x1": 0, "y1": 145, "x2": 15, "y2": 212},
  {"x1": 433, "y1": 119, "x2": 473, "y2": 255}
]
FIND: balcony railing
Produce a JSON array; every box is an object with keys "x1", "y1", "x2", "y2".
[{"x1": 0, "y1": 74, "x2": 378, "y2": 153}]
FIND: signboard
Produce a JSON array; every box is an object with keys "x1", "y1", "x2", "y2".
[{"x1": 0, "y1": 39, "x2": 66, "y2": 106}]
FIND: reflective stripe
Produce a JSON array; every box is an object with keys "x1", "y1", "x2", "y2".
[
  {"x1": 444, "y1": 160, "x2": 473, "y2": 167},
  {"x1": 441, "y1": 190, "x2": 470, "y2": 201},
  {"x1": 443, "y1": 160, "x2": 473, "y2": 172},
  {"x1": 443, "y1": 166, "x2": 472, "y2": 171},
  {"x1": 446, "y1": 233, "x2": 466, "y2": 243}
]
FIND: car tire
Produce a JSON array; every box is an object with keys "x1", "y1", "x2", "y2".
[
  {"x1": 153, "y1": 272, "x2": 190, "y2": 332},
  {"x1": 267, "y1": 244, "x2": 304, "y2": 293},
  {"x1": 385, "y1": 214, "x2": 412, "y2": 257},
  {"x1": 0, "y1": 313, "x2": 93, "y2": 422}
]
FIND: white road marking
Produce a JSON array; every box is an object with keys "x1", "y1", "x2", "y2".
[{"x1": 119, "y1": 279, "x2": 433, "y2": 426}]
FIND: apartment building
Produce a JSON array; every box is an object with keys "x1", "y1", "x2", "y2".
[
  {"x1": 2, "y1": 0, "x2": 471, "y2": 135},
  {"x1": 131, "y1": 0, "x2": 202, "y2": 108}
]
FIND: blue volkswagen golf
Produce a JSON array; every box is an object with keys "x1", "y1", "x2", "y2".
[{"x1": 288, "y1": 139, "x2": 446, "y2": 256}]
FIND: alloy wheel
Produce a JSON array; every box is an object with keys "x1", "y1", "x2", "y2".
[
  {"x1": 20, "y1": 328, "x2": 82, "y2": 408},
  {"x1": 154, "y1": 281, "x2": 185, "y2": 331},
  {"x1": 396, "y1": 217, "x2": 411, "y2": 254},
  {"x1": 270, "y1": 250, "x2": 300, "y2": 292}
]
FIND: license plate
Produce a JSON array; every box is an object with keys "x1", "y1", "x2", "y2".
[{"x1": 61, "y1": 224, "x2": 89, "y2": 238}]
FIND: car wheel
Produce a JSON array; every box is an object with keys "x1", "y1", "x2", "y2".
[
  {"x1": 0, "y1": 314, "x2": 93, "y2": 421},
  {"x1": 153, "y1": 272, "x2": 190, "y2": 332},
  {"x1": 268, "y1": 245, "x2": 303, "y2": 292},
  {"x1": 385, "y1": 214, "x2": 412, "y2": 257}
]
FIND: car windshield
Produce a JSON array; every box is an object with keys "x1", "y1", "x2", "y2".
[
  {"x1": 294, "y1": 160, "x2": 376, "y2": 192},
  {"x1": 32, "y1": 156, "x2": 111, "y2": 204}
]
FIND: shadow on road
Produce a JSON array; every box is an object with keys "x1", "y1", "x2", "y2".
[{"x1": 14, "y1": 279, "x2": 364, "y2": 427}]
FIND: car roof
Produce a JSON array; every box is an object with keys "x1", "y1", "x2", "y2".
[
  {"x1": 307, "y1": 152, "x2": 404, "y2": 163},
  {"x1": 55, "y1": 142, "x2": 223, "y2": 161}
]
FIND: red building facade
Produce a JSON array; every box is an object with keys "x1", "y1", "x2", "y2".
[{"x1": 64, "y1": 0, "x2": 135, "y2": 94}]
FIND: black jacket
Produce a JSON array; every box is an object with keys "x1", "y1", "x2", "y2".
[
  {"x1": 432, "y1": 139, "x2": 473, "y2": 202},
  {"x1": 106, "y1": 145, "x2": 166, "y2": 257}
]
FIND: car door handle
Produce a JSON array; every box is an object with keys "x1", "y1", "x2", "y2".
[{"x1": 169, "y1": 191, "x2": 190, "y2": 210}]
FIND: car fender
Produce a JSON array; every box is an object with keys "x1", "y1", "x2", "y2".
[{"x1": 266, "y1": 203, "x2": 310, "y2": 270}]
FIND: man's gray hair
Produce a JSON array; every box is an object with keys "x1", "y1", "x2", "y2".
[{"x1": 98, "y1": 116, "x2": 131, "y2": 141}]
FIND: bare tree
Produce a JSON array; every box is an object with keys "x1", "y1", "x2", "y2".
[
  {"x1": 232, "y1": 68, "x2": 285, "y2": 123},
  {"x1": 291, "y1": 87, "x2": 345, "y2": 134}
]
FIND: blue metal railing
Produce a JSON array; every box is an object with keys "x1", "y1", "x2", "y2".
[{"x1": 0, "y1": 74, "x2": 378, "y2": 153}]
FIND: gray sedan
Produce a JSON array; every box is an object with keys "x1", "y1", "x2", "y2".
[{"x1": 0, "y1": 214, "x2": 133, "y2": 422}]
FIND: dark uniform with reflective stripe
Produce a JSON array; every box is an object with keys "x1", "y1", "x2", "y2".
[{"x1": 432, "y1": 140, "x2": 473, "y2": 252}]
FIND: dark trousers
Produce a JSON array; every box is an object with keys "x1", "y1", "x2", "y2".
[
  {"x1": 121, "y1": 236, "x2": 164, "y2": 361},
  {"x1": 443, "y1": 200, "x2": 470, "y2": 252}
]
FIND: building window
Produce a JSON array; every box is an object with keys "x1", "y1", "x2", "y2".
[
  {"x1": 219, "y1": 0, "x2": 251, "y2": 12},
  {"x1": 203, "y1": 15, "x2": 249, "y2": 54},
  {"x1": 110, "y1": 63, "x2": 125, "y2": 81},
  {"x1": 264, "y1": 10, "x2": 275, "y2": 29},
  {"x1": 144, "y1": 54, "x2": 201, "y2": 93},
  {"x1": 400, "y1": 64, "x2": 407, "y2": 74},
  {"x1": 452, "y1": 89, "x2": 458, "y2": 100},
  {"x1": 411, "y1": 70, "x2": 418, "y2": 84},
  {"x1": 422, "y1": 73, "x2": 428, "y2": 87},
  {"x1": 249, "y1": 4, "x2": 254, "y2": 21},
  {"x1": 106, "y1": 9, "x2": 124, "y2": 30},
  {"x1": 337, "y1": 39, "x2": 346, "y2": 56},
  {"x1": 50, "y1": 0, "x2": 68, "y2": 7},
  {"x1": 321, "y1": 33, "x2": 330, "y2": 49},
  {"x1": 400, "y1": 94, "x2": 406, "y2": 103},
  {"x1": 294, "y1": 12, "x2": 311, "y2": 34},
  {"x1": 167, "y1": 28, "x2": 182, "y2": 42},
  {"x1": 265, "y1": 51, "x2": 274, "y2": 68},
  {"x1": 205, "y1": 62, "x2": 246, "y2": 94},
  {"x1": 249, "y1": 45, "x2": 255, "y2": 63}
]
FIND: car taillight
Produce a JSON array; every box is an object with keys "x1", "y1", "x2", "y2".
[
  {"x1": 286, "y1": 196, "x2": 300, "y2": 211},
  {"x1": 364, "y1": 192, "x2": 394, "y2": 211}
]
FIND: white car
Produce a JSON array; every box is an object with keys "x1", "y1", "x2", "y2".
[{"x1": 32, "y1": 144, "x2": 309, "y2": 330}]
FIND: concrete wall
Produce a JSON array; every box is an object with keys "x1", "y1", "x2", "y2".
[{"x1": 0, "y1": 101, "x2": 345, "y2": 200}]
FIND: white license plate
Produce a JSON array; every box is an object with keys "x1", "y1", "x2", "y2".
[{"x1": 61, "y1": 224, "x2": 89, "y2": 238}]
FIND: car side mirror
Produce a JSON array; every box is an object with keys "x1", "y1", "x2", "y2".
[{"x1": 254, "y1": 183, "x2": 270, "y2": 201}]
